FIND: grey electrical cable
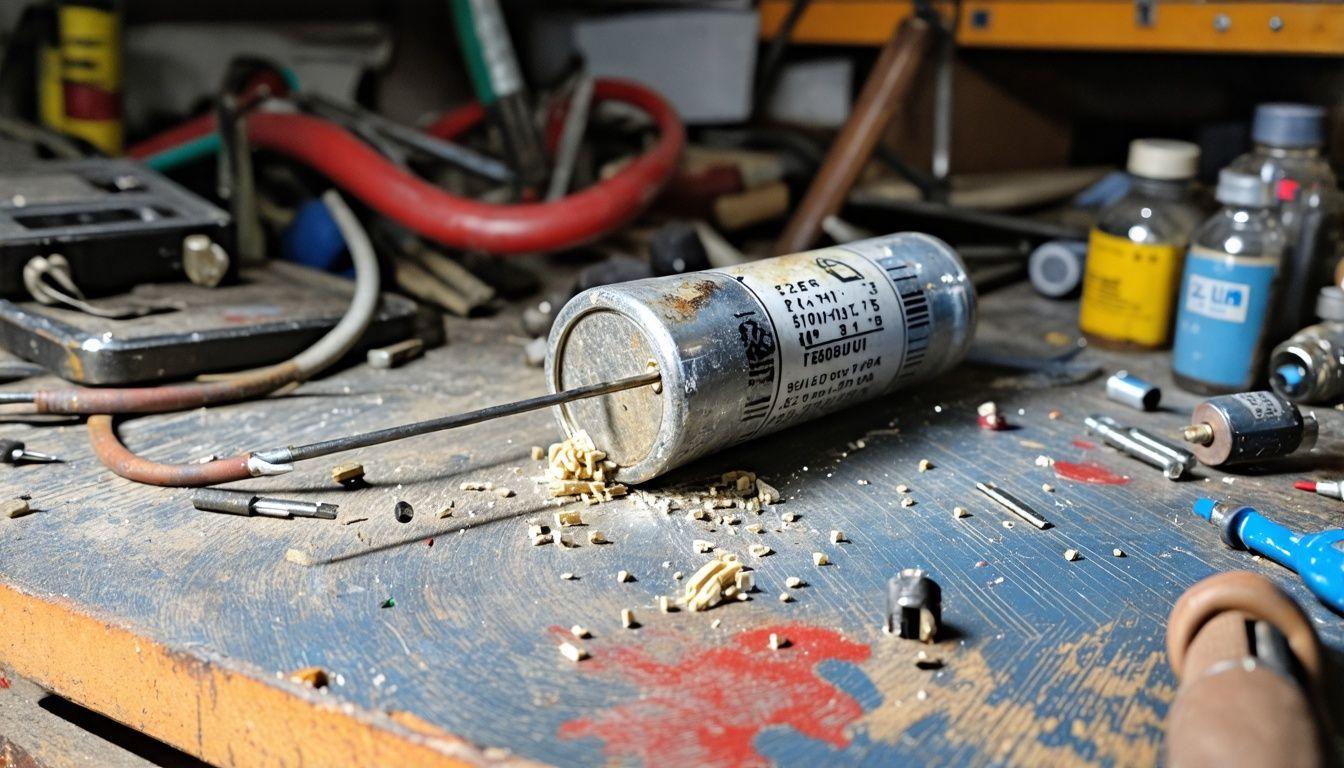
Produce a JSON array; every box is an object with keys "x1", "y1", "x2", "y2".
[{"x1": 292, "y1": 190, "x2": 383, "y2": 378}]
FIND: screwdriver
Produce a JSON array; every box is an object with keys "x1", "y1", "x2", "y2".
[
  {"x1": 192, "y1": 489, "x2": 337, "y2": 520},
  {"x1": 1192, "y1": 497, "x2": 1344, "y2": 613},
  {"x1": 0, "y1": 438, "x2": 59, "y2": 465}
]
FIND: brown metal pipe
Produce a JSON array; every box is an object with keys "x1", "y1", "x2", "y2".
[
  {"x1": 87, "y1": 415, "x2": 256, "y2": 487},
  {"x1": 774, "y1": 17, "x2": 933, "y2": 255},
  {"x1": 1165, "y1": 571, "x2": 1328, "y2": 768},
  {"x1": 36, "y1": 363, "x2": 301, "y2": 415}
]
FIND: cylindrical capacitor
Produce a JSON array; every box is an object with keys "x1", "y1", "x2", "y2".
[
  {"x1": 546, "y1": 233, "x2": 976, "y2": 482},
  {"x1": 1183, "y1": 391, "x2": 1318, "y2": 468},
  {"x1": 1028, "y1": 240, "x2": 1087, "y2": 298},
  {"x1": 1269, "y1": 287, "x2": 1344, "y2": 405}
]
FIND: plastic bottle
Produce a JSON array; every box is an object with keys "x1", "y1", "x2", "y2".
[
  {"x1": 1172, "y1": 170, "x2": 1286, "y2": 394},
  {"x1": 1227, "y1": 104, "x2": 1342, "y2": 344},
  {"x1": 1269, "y1": 287, "x2": 1344, "y2": 405},
  {"x1": 1079, "y1": 139, "x2": 1204, "y2": 349}
]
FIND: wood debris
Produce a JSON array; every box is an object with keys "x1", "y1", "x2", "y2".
[
  {"x1": 747, "y1": 543, "x2": 773, "y2": 558},
  {"x1": 460, "y1": 481, "x2": 494, "y2": 491},
  {"x1": 745, "y1": 523, "x2": 764, "y2": 534},
  {"x1": 438, "y1": 501, "x2": 455, "y2": 518},
  {"x1": 918, "y1": 459, "x2": 933, "y2": 472},
  {"x1": 560, "y1": 572, "x2": 577, "y2": 580},
  {"x1": 830, "y1": 530, "x2": 846, "y2": 544},
  {"x1": 588, "y1": 531, "x2": 608, "y2": 545},
  {"x1": 621, "y1": 609, "x2": 637, "y2": 628},
  {"x1": 768, "y1": 633, "x2": 788, "y2": 650},
  {"x1": 785, "y1": 576, "x2": 803, "y2": 588},
  {"x1": 900, "y1": 497, "x2": 915, "y2": 507},
  {"x1": 756, "y1": 480, "x2": 782, "y2": 505},
  {"x1": 693, "y1": 539, "x2": 715, "y2": 553},
  {"x1": 1002, "y1": 520, "x2": 1015, "y2": 529},
  {"x1": 617, "y1": 570, "x2": 633, "y2": 583},
  {"x1": 331, "y1": 462, "x2": 365, "y2": 486},
  {"x1": 284, "y1": 548, "x2": 312, "y2": 567},
  {"x1": 780, "y1": 511, "x2": 798, "y2": 523},
  {"x1": 531, "y1": 446, "x2": 545, "y2": 461},
  {"x1": 555, "y1": 509, "x2": 583, "y2": 527},
  {"x1": 559, "y1": 641, "x2": 588, "y2": 662},
  {"x1": 659, "y1": 596, "x2": 674, "y2": 613},
  {"x1": 953, "y1": 507, "x2": 969, "y2": 519},
  {"x1": 1112, "y1": 548, "x2": 1125, "y2": 558},
  {"x1": 895, "y1": 484, "x2": 910, "y2": 493},
  {"x1": 778, "y1": 592, "x2": 793, "y2": 603},
  {"x1": 546, "y1": 432, "x2": 626, "y2": 503},
  {"x1": 553, "y1": 533, "x2": 575, "y2": 549},
  {"x1": 734, "y1": 571, "x2": 754, "y2": 593},
  {"x1": 711, "y1": 619, "x2": 722, "y2": 629},
  {"x1": 857, "y1": 479, "x2": 870, "y2": 486},
  {"x1": 1041, "y1": 483, "x2": 1055, "y2": 493},
  {"x1": 495, "y1": 487, "x2": 515, "y2": 498},
  {"x1": 531, "y1": 532, "x2": 553, "y2": 547},
  {"x1": 570, "y1": 625, "x2": 590, "y2": 638},
  {"x1": 1, "y1": 499, "x2": 31, "y2": 519},
  {"x1": 1064, "y1": 548, "x2": 1080, "y2": 562},
  {"x1": 813, "y1": 552, "x2": 829, "y2": 566},
  {"x1": 683, "y1": 553, "x2": 744, "y2": 611},
  {"x1": 673, "y1": 571, "x2": 684, "y2": 580}
]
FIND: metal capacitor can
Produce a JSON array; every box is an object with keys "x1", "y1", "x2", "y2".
[
  {"x1": 546, "y1": 233, "x2": 976, "y2": 482},
  {"x1": 1185, "y1": 391, "x2": 1318, "y2": 468},
  {"x1": 1269, "y1": 287, "x2": 1344, "y2": 405}
]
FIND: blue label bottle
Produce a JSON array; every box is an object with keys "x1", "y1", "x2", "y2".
[{"x1": 1173, "y1": 170, "x2": 1285, "y2": 394}]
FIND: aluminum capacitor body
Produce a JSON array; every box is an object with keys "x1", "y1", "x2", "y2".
[
  {"x1": 546, "y1": 233, "x2": 976, "y2": 482},
  {"x1": 1186, "y1": 391, "x2": 1318, "y2": 468}
]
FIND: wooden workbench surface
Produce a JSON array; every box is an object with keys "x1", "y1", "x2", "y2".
[{"x1": 0, "y1": 282, "x2": 1340, "y2": 767}]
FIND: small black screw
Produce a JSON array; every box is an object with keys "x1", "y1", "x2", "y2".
[{"x1": 394, "y1": 500, "x2": 414, "y2": 523}]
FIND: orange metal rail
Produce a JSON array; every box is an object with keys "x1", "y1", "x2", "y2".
[{"x1": 760, "y1": 1, "x2": 1344, "y2": 55}]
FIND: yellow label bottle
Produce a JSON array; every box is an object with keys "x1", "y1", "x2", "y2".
[{"x1": 1079, "y1": 229, "x2": 1186, "y2": 348}]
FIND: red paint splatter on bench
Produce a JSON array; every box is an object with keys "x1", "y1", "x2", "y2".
[
  {"x1": 1054, "y1": 460, "x2": 1130, "y2": 485},
  {"x1": 557, "y1": 624, "x2": 871, "y2": 767}
]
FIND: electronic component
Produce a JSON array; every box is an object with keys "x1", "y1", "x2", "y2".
[
  {"x1": 886, "y1": 568, "x2": 941, "y2": 642},
  {"x1": 0, "y1": 159, "x2": 233, "y2": 298},
  {"x1": 1106, "y1": 370, "x2": 1161, "y2": 411},
  {"x1": 1182, "y1": 391, "x2": 1317, "y2": 468},
  {"x1": 1269, "y1": 286, "x2": 1344, "y2": 405}
]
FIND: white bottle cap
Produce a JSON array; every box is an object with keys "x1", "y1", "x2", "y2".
[{"x1": 1126, "y1": 139, "x2": 1200, "y2": 180}]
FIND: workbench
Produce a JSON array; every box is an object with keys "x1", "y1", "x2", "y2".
[{"x1": 0, "y1": 280, "x2": 1340, "y2": 767}]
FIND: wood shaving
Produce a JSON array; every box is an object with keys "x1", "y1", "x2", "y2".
[
  {"x1": 756, "y1": 480, "x2": 782, "y2": 505},
  {"x1": 559, "y1": 641, "x2": 588, "y2": 662},
  {"x1": 1112, "y1": 548, "x2": 1125, "y2": 558},
  {"x1": 437, "y1": 501, "x2": 455, "y2": 518},
  {"x1": 781, "y1": 511, "x2": 798, "y2": 523},
  {"x1": 588, "y1": 531, "x2": 608, "y2": 545},
  {"x1": 734, "y1": 571, "x2": 754, "y2": 593},
  {"x1": 785, "y1": 577, "x2": 803, "y2": 588},
  {"x1": 900, "y1": 497, "x2": 915, "y2": 507},
  {"x1": 711, "y1": 619, "x2": 722, "y2": 629},
  {"x1": 1064, "y1": 548, "x2": 1080, "y2": 562},
  {"x1": 778, "y1": 592, "x2": 793, "y2": 603},
  {"x1": 331, "y1": 462, "x2": 365, "y2": 485},
  {"x1": 659, "y1": 596, "x2": 674, "y2": 613},
  {"x1": 683, "y1": 553, "x2": 744, "y2": 612},
  {"x1": 693, "y1": 539, "x2": 715, "y2": 553},
  {"x1": 813, "y1": 552, "x2": 829, "y2": 566},
  {"x1": 1041, "y1": 484, "x2": 1055, "y2": 493},
  {"x1": 284, "y1": 548, "x2": 312, "y2": 567},
  {"x1": 617, "y1": 570, "x2": 633, "y2": 583},
  {"x1": 495, "y1": 487, "x2": 515, "y2": 498},
  {"x1": 531, "y1": 446, "x2": 545, "y2": 461},
  {"x1": 918, "y1": 459, "x2": 932, "y2": 472},
  {"x1": 531, "y1": 533, "x2": 553, "y2": 547},
  {"x1": 555, "y1": 510, "x2": 583, "y2": 527},
  {"x1": 745, "y1": 523, "x2": 764, "y2": 534},
  {"x1": 768, "y1": 633, "x2": 788, "y2": 650},
  {"x1": 547, "y1": 431, "x2": 627, "y2": 504},
  {"x1": 560, "y1": 572, "x2": 576, "y2": 580},
  {"x1": 748, "y1": 544, "x2": 773, "y2": 558},
  {"x1": 830, "y1": 530, "x2": 846, "y2": 544},
  {"x1": 953, "y1": 507, "x2": 969, "y2": 519},
  {"x1": 459, "y1": 481, "x2": 494, "y2": 491},
  {"x1": 621, "y1": 609, "x2": 637, "y2": 628},
  {"x1": 570, "y1": 625, "x2": 590, "y2": 638},
  {"x1": 895, "y1": 484, "x2": 910, "y2": 493}
]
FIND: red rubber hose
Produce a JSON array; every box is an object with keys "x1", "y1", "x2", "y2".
[{"x1": 128, "y1": 78, "x2": 684, "y2": 255}]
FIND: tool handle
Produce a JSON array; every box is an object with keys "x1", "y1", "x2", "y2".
[
  {"x1": 190, "y1": 489, "x2": 257, "y2": 516},
  {"x1": 1165, "y1": 572, "x2": 1327, "y2": 768}
]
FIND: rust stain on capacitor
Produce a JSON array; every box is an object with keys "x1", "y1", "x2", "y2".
[{"x1": 657, "y1": 279, "x2": 720, "y2": 321}]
